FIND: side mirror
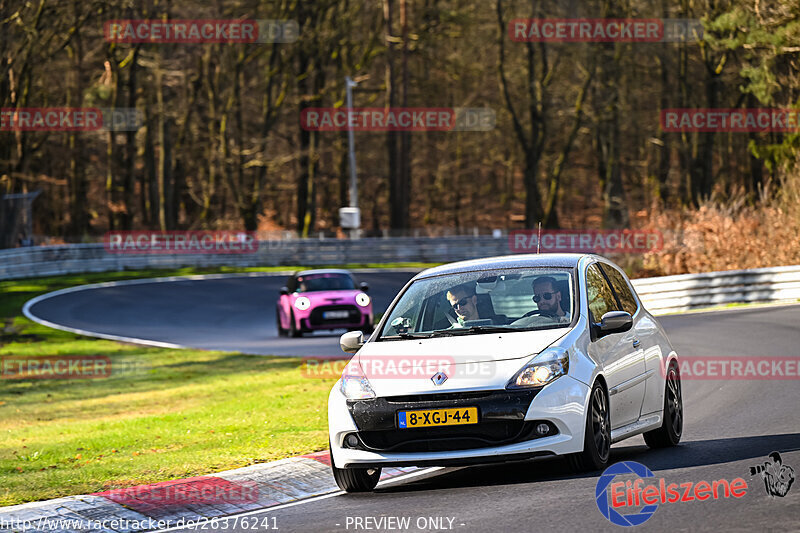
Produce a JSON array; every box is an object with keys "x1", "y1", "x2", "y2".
[
  {"x1": 595, "y1": 311, "x2": 633, "y2": 338},
  {"x1": 280, "y1": 287, "x2": 289, "y2": 296},
  {"x1": 359, "y1": 282, "x2": 369, "y2": 293},
  {"x1": 340, "y1": 331, "x2": 364, "y2": 353}
]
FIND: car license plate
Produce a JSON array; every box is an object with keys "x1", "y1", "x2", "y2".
[
  {"x1": 397, "y1": 407, "x2": 478, "y2": 429},
  {"x1": 323, "y1": 310, "x2": 349, "y2": 319}
]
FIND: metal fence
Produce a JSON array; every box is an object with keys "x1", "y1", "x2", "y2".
[
  {"x1": 631, "y1": 265, "x2": 800, "y2": 313},
  {"x1": 2, "y1": 240, "x2": 799, "y2": 313},
  {"x1": 0, "y1": 236, "x2": 511, "y2": 280}
]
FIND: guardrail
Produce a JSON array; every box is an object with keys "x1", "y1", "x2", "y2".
[
  {"x1": 631, "y1": 265, "x2": 800, "y2": 313},
  {"x1": 0, "y1": 236, "x2": 511, "y2": 280},
  {"x1": 2, "y1": 241, "x2": 799, "y2": 313}
]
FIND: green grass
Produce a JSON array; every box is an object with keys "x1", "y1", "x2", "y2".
[{"x1": 0, "y1": 265, "x2": 434, "y2": 507}]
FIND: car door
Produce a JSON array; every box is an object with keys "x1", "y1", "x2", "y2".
[
  {"x1": 279, "y1": 275, "x2": 296, "y2": 328},
  {"x1": 600, "y1": 262, "x2": 661, "y2": 419},
  {"x1": 585, "y1": 263, "x2": 647, "y2": 429}
]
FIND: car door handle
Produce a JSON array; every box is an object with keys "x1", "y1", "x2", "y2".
[{"x1": 632, "y1": 339, "x2": 641, "y2": 348}]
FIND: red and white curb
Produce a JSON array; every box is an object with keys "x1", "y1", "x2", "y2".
[{"x1": 0, "y1": 451, "x2": 421, "y2": 532}]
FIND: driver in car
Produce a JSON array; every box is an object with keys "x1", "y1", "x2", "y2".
[
  {"x1": 446, "y1": 283, "x2": 482, "y2": 326},
  {"x1": 511, "y1": 276, "x2": 570, "y2": 326}
]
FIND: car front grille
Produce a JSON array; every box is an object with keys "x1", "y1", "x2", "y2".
[
  {"x1": 309, "y1": 304, "x2": 361, "y2": 326},
  {"x1": 356, "y1": 420, "x2": 554, "y2": 452},
  {"x1": 346, "y1": 389, "x2": 551, "y2": 453},
  {"x1": 385, "y1": 391, "x2": 494, "y2": 403}
]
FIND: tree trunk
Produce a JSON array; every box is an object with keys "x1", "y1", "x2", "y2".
[
  {"x1": 122, "y1": 47, "x2": 139, "y2": 230},
  {"x1": 67, "y1": 30, "x2": 88, "y2": 239},
  {"x1": 543, "y1": 62, "x2": 594, "y2": 228},
  {"x1": 385, "y1": 0, "x2": 407, "y2": 231},
  {"x1": 156, "y1": 64, "x2": 169, "y2": 230},
  {"x1": 496, "y1": 0, "x2": 545, "y2": 228},
  {"x1": 397, "y1": 0, "x2": 411, "y2": 229},
  {"x1": 596, "y1": 2, "x2": 628, "y2": 229},
  {"x1": 143, "y1": 106, "x2": 158, "y2": 227},
  {"x1": 692, "y1": 70, "x2": 719, "y2": 203},
  {"x1": 746, "y1": 93, "x2": 764, "y2": 194}
]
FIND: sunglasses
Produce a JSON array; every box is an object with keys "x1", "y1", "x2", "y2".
[
  {"x1": 451, "y1": 296, "x2": 472, "y2": 309},
  {"x1": 533, "y1": 292, "x2": 555, "y2": 303}
]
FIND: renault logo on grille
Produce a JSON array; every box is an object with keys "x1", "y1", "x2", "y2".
[{"x1": 431, "y1": 371, "x2": 448, "y2": 386}]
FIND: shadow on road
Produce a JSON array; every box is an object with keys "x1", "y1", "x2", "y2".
[{"x1": 374, "y1": 432, "x2": 800, "y2": 494}]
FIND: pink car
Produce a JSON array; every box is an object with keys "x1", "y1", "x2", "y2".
[{"x1": 276, "y1": 269, "x2": 373, "y2": 337}]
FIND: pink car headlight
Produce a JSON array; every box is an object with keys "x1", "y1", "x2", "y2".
[
  {"x1": 294, "y1": 296, "x2": 311, "y2": 310},
  {"x1": 355, "y1": 293, "x2": 370, "y2": 307}
]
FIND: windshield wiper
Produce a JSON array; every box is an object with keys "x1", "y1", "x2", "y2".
[
  {"x1": 383, "y1": 326, "x2": 519, "y2": 340},
  {"x1": 429, "y1": 325, "x2": 519, "y2": 337},
  {"x1": 381, "y1": 331, "x2": 434, "y2": 340}
]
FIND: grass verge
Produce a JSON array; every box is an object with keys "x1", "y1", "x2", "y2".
[{"x1": 0, "y1": 265, "x2": 432, "y2": 507}]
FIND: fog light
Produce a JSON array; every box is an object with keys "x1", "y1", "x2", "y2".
[
  {"x1": 345, "y1": 434, "x2": 360, "y2": 448},
  {"x1": 536, "y1": 423, "x2": 550, "y2": 436}
]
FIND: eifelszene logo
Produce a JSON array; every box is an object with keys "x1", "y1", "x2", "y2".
[
  {"x1": 595, "y1": 461, "x2": 748, "y2": 527},
  {"x1": 596, "y1": 462, "x2": 659, "y2": 526},
  {"x1": 749, "y1": 452, "x2": 795, "y2": 498}
]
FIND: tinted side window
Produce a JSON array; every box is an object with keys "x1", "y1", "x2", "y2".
[
  {"x1": 287, "y1": 276, "x2": 297, "y2": 292},
  {"x1": 586, "y1": 264, "x2": 619, "y2": 322},
  {"x1": 428, "y1": 293, "x2": 456, "y2": 331},
  {"x1": 600, "y1": 264, "x2": 638, "y2": 315}
]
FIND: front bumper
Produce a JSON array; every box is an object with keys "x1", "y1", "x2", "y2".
[
  {"x1": 301, "y1": 304, "x2": 371, "y2": 330},
  {"x1": 346, "y1": 389, "x2": 557, "y2": 453},
  {"x1": 329, "y1": 375, "x2": 590, "y2": 468}
]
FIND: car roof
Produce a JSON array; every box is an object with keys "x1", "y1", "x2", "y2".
[
  {"x1": 294, "y1": 269, "x2": 353, "y2": 277},
  {"x1": 413, "y1": 253, "x2": 595, "y2": 280}
]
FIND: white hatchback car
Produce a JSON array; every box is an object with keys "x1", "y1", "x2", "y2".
[{"x1": 328, "y1": 254, "x2": 683, "y2": 492}]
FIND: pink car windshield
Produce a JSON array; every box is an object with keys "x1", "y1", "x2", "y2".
[{"x1": 297, "y1": 274, "x2": 356, "y2": 292}]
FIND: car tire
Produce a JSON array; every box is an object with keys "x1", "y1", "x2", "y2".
[
  {"x1": 643, "y1": 360, "x2": 683, "y2": 448},
  {"x1": 330, "y1": 441, "x2": 381, "y2": 492},
  {"x1": 276, "y1": 306, "x2": 287, "y2": 337},
  {"x1": 289, "y1": 311, "x2": 303, "y2": 338},
  {"x1": 568, "y1": 380, "x2": 611, "y2": 473}
]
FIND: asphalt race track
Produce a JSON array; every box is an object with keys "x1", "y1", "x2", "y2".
[
  {"x1": 196, "y1": 304, "x2": 800, "y2": 533},
  {"x1": 25, "y1": 271, "x2": 417, "y2": 356},
  {"x1": 24, "y1": 276, "x2": 800, "y2": 531}
]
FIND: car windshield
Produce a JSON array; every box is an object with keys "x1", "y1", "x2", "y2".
[
  {"x1": 296, "y1": 273, "x2": 356, "y2": 292},
  {"x1": 378, "y1": 267, "x2": 575, "y2": 339}
]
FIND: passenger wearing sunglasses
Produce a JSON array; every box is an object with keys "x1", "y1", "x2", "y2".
[
  {"x1": 510, "y1": 276, "x2": 570, "y2": 327},
  {"x1": 531, "y1": 276, "x2": 567, "y2": 319}
]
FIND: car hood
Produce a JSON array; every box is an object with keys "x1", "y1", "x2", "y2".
[{"x1": 355, "y1": 328, "x2": 569, "y2": 396}]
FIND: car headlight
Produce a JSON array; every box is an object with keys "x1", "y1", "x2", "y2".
[
  {"x1": 355, "y1": 293, "x2": 370, "y2": 307},
  {"x1": 340, "y1": 359, "x2": 376, "y2": 400},
  {"x1": 507, "y1": 348, "x2": 569, "y2": 389},
  {"x1": 294, "y1": 296, "x2": 311, "y2": 310}
]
